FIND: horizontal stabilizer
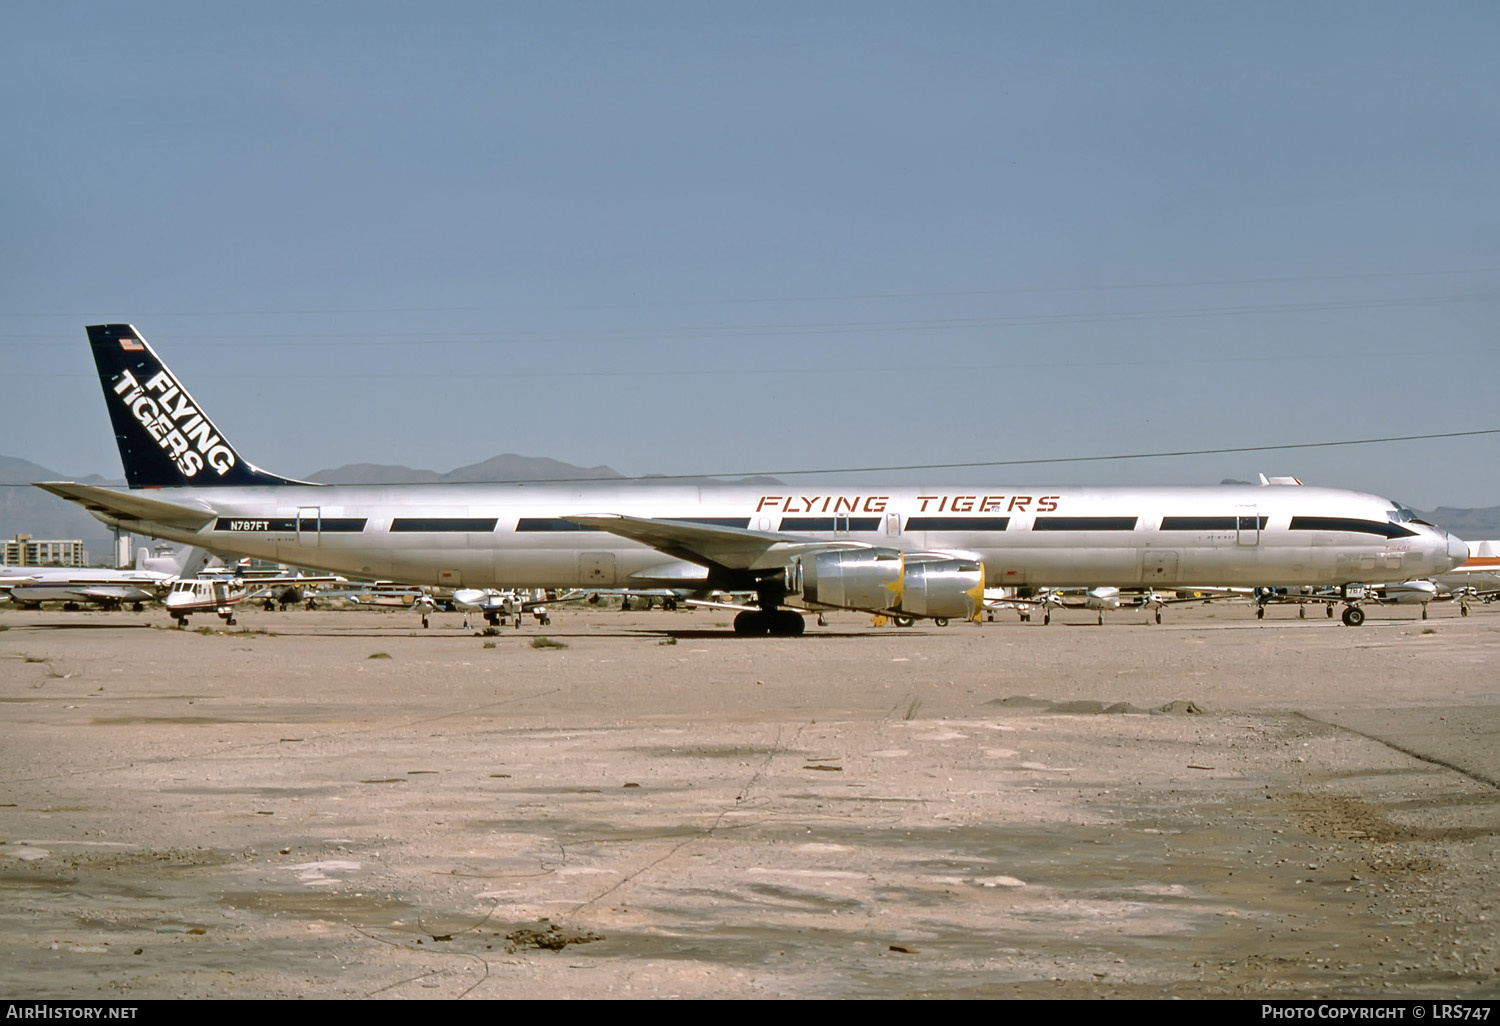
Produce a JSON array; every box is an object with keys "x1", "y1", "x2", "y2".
[{"x1": 33, "y1": 482, "x2": 218, "y2": 530}]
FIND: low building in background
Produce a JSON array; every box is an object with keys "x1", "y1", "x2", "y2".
[{"x1": 3, "y1": 534, "x2": 87, "y2": 567}]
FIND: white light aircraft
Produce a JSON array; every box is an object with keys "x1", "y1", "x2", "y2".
[
  {"x1": 163, "y1": 569, "x2": 344, "y2": 627},
  {"x1": 37, "y1": 325, "x2": 1471, "y2": 634},
  {"x1": 1, "y1": 546, "x2": 209, "y2": 610}
]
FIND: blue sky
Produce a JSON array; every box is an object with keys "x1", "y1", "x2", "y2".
[{"x1": 3, "y1": 1, "x2": 1497, "y2": 506}]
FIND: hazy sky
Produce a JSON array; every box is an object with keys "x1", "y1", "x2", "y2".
[{"x1": 3, "y1": 1, "x2": 1497, "y2": 506}]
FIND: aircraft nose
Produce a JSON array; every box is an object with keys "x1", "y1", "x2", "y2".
[{"x1": 1446, "y1": 533, "x2": 1470, "y2": 570}]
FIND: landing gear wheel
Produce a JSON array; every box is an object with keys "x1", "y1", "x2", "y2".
[
  {"x1": 1298, "y1": 605, "x2": 1306, "y2": 619},
  {"x1": 1421, "y1": 605, "x2": 1429, "y2": 620},
  {"x1": 776, "y1": 610, "x2": 806, "y2": 636},
  {"x1": 421, "y1": 614, "x2": 430, "y2": 629},
  {"x1": 1462, "y1": 603, "x2": 1470, "y2": 617},
  {"x1": 1341, "y1": 605, "x2": 1365, "y2": 627},
  {"x1": 1326, "y1": 603, "x2": 1335, "y2": 618},
  {"x1": 1042, "y1": 611, "x2": 1051, "y2": 626},
  {"x1": 226, "y1": 616, "x2": 237, "y2": 626},
  {"x1": 1097, "y1": 611, "x2": 1104, "y2": 626},
  {"x1": 174, "y1": 616, "x2": 187, "y2": 629},
  {"x1": 1256, "y1": 606, "x2": 1266, "y2": 620},
  {"x1": 733, "y1": 610, "x2": 769, "y2": 636},
  {"x1": 892, "y1": 616, "x2": 915, "y2": 628},
  {"x1": 934, "y1": 618, "x2": 949, "y2": 628},
  {"x1": 1154, "y1": 609, "x2": 1162, "y2": 624}
]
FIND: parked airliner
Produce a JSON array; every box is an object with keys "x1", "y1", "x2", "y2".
[{"x1": 37, "y1": 325, "x2": 1469, "y2": 634}]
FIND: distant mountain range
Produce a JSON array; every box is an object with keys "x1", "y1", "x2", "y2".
[
  {"x1": 306, "y1": 452, "x2": 782, "y2": 486},
  {"x1": 0, "y1": 453, "x2": 781, "y2": 562},
  {"x1": 2, "y1": 452, "x2": 1496, "y2": 564}
]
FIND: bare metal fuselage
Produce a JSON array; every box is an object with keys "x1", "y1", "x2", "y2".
[{"x1": 96, "y1": 480, "x2": 1462, "y2": 594}]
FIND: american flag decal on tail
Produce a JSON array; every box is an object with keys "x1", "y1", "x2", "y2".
[{"x1": 120, "y1": 336, "x2": 144, "y2": 351}]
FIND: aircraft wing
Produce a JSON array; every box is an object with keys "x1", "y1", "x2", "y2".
[
  {"x1": 65, "y1": 584, "x2": 160, "y2": 602},
  {"x1": 561, "y1": 514, "x2": 870, "y2": 571},
  {"x1": 33, "y1": 482, "x2": 217, "y2": 530}
]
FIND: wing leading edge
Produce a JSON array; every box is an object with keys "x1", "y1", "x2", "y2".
[{"x1": 560, "y1": 513, "x2": 872, "y2": 572}]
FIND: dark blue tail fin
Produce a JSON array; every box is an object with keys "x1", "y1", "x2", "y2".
[{"x1": 87, "y1": 324, "x2": 305, "y2": 488}]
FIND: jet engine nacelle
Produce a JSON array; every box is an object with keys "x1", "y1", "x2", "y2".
[
  {"x1": 799, "y1": 549, "x2": 984, "y2": 621},
  {"x1": 800, "y1": 549, "x2": 903, "y2": 612},
  {"x1": 900, "y1": 558, "x2": 985, "y2": 621}
]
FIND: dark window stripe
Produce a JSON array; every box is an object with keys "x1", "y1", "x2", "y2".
[
  {"x1": 1289, "y1": 516, "x2": 1417, "y2": 539},
  {"x1": 514, "y1": 518, "x2": 602, "y2": 532},
  {"x1": 299, "y1": 518, "x2": 367, "y2": 533},
  {"x1": 1031, "y1": 516, "x2": 1138, "y2": 532},
  {"x1": 1161, "y1": 516, "x2": 1268, "y2": 531},
  {"x1": 906, "y1": 517, "x2": 1010, "y2": 532},
  {"x1": 390, "y1": 518, "x2": 498, "y2": 533},
  {"x1": 778, "y1": 517, "x2": 881, "y2": 532},
  {"x1": 677, "y1": 517, "x2": 751, "y2": 528}
]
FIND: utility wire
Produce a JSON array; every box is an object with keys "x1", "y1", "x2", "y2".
[{"x1": 9, "y1": 428, "x2": 1491, "y2": 487}]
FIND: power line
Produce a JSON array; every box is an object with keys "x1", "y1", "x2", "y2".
[
  {"x1": 596, "y1": 429, "x2": 1500, "y2": 481},
  {"x1": 6, "y1": 428, "x2": 1493, "y2": 488},
  {"x1": 0, "y1": 266, "x2": 1494, "y2": 322}
]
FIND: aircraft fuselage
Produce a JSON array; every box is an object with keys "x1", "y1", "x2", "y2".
[{"x1": 102, "y1": 480, "x2": 1461, "y2": 593}]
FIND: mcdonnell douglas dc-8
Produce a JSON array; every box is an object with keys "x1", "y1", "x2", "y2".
[{"x1": 37, "y1": 325, "x2": 1470, "y2": 633}]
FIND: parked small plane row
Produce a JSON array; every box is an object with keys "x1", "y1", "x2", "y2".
[
  {"x1": 35, "y1": 325, "x2": 1471, "y2": 634},
  {"x1": 0, "y1": 546, "x2": 209, "y2": 610}
]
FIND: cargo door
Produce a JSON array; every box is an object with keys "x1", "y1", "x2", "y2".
[
  {"x1": 297, "y1": 506, "x2": 320, "y2": 547},
  {"x1": 1236, "y1": 505, "x2": 1260, "y2": 546}
]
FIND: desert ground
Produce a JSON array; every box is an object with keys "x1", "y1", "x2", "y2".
[{"x1": 1, "y1": 598, "x2": 1498, "y2": 1000}]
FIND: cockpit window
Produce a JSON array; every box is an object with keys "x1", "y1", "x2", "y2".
[{"x1": 1388, "y1": 503, "x2": 1434, "y2": 527}]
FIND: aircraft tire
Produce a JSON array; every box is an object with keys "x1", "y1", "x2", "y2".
[
  {"x1": 1462, "y1": 604, "x2": 1470, "y2": 617},
  {"x1": 1326, "y1": 603, "x2": 1335, "y2": 618},
  {"x1": 1155, "y1": 609, "x2": 1162, "y2": 624},
  {"x1": 226, "y1": 617, "x2": 237, "y2": 626},
  {"x1": 733, "y1": 611, "x2": 769, "y2": 636},
  {"x1": 1256, "y1": 606, "x2": 1265, "y2": 620},
  {"x1": 1043, "y1": 611, "x2": 1050, "y2": 625},
  {"x1": 892, "y1": 616, "x2": 915, "y2": 628},
  {"x1": 776, "y1": 611, "x2": 806, "y2": 636},
  {"x1": 1341, "y1": 605, "x2": 1366, "y2": 627},
  {"x1": 934, "y1": 618, "x2": 949, "y2": 627}
]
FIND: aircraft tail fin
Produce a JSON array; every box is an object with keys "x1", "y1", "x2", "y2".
[
  {"x1": 86, "y1": 324, "x2": 308, "y2": 488},
  {"x1": 140, "y1": 544, "x2": 213, "y2": 578}
]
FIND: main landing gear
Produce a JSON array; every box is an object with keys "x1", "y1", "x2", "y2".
[
  {"x1": 733, "y1": 609, "x2": 806, "y2": 636},
  {"x1": 732, "y1": 581, "x2": 806, "y2": 636},
  {"x1": 1340, "y1": 605, "x2": 1365, "y2": 627}
]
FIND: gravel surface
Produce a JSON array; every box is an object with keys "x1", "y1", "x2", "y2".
[{"x1": 1, "y1": 601, "x2": 1497, "y2": 999}]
